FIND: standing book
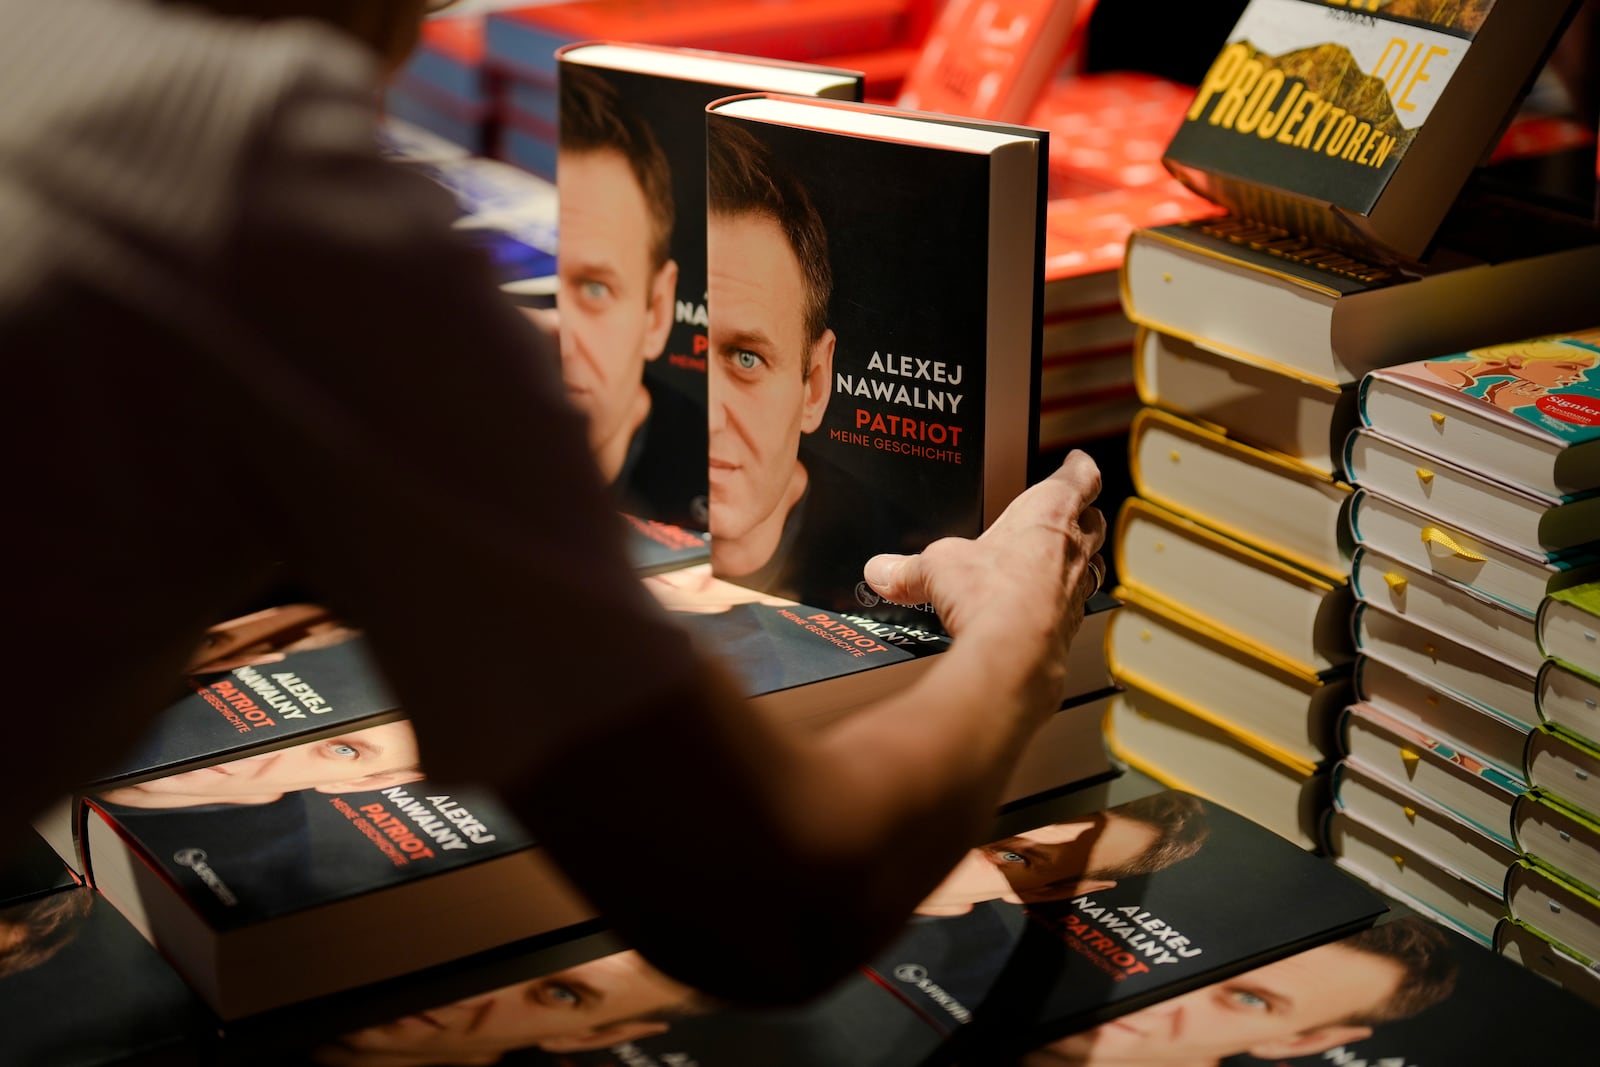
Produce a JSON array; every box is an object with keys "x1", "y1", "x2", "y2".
[
  {"x1": 703, "y1": 94, "x2": 1044, "y2": 618},
  {"x1": 1162, "y1": 0, "x2": 1585, "y2": 259},
  {"x1": 555, "y1": 42, "x2": 863, "y2": 530}
]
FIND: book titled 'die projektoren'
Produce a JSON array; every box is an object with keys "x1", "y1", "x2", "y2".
[
  {"x1": 703, "y1": 94, "x2": 1044, "y2": 620},
  {"x1": 1162, "y1": 0, "x2": 1585, "y2": 260},
  {"x1": 555, "y1": 43, "x2": 862, "y2": 531}
]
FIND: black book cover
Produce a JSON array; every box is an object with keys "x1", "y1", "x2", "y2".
[
  {"x1": 704, "y1": 97, "x2": 1044, "y2": 621},
  {"x1": 0, "y1": 830, "x2": 75, "y2": 908},
  {"x1": 555, "y1": 46, "x2": 861, "y2": 531},
  {"x1": 0, "y1": 889, "x2": 217, "y2": 1066},
  {"x1": 621, "y1": 512, "x2": 711, "y2": 576}
]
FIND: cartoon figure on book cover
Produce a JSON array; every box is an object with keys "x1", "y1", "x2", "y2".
[
  {"x1": 555, "y1": 66, "x2": 705, "y2": 530},
  {"x1": 313, "y1": 949, "x2": 709, "y2": 1065},
  {"x1": 1391, "y1": 335, "x2": 1600, "y2": 415},
  {"x1": 705, "y1": 119, "x2": 911, "y2": 614},
  {"x1": 1021, "y1": 917, "x2": 1457, "y2": 1066}
]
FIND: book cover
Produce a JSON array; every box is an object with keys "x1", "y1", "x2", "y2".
[
  {"x1": 1116, "y1": 496, "x2": 1355, "y2": 675},
  {"x1": 1537, "y1": 655, "x2": 1600, "y2": 749},
  {"x1": 1495, "y1": 916, "x2": 1600, "y2": 1009},
  {"x1": 1028, "y1": 70, "x2": 1202, "y2": 193},
  {"x1": 1513, "y1": 789, "x2": 1600, "y2": 899},
  {"x1": 1525, "y1": 723, "x2": 1600, "y2": 822},
  {"x1": 896, "y1": 0, "x2": 1097, "y2": 123},
  {"x1": 620, "y1": 512, "x2": 711, "y2": 576},
  {"x1": 1, "y1": 830, "x2": 76, "y2": 909},
  {"x1": 1351, "y1": 546, "x2": 1544, "y2": 674},
  {"x1": 703, "y1": 95, "x2": 1044, "y2": 619},
  {"x1": 1120, "y1": 214, "x2": 1600, "y2": 389},
  {"x1": 1359, "y1": 329, "x2": 1600, "y2": 499},
  {"x1": 1130, "y1": 407, "x2": 1353, "y2": 582},
  {"x1": 1339, "y1": 700, "x2": 1526, "y2": 849},
  {"x1": 1538, "y1": 577, "x2": 1600, "y2": 671},
  {"x1": 1163, "y1": 0, "x2": 1584, "y2": 259},
  {"x1": 1506, "y1": 857, "x2": 1600, "y2": 964},
  {"x1": 556, "y1": 44, "x2": 862, "y2": 531},
  {"x1": 84, "y1": 756, "x2": 594, "y2": 1019},
  {"x1": 1346, "y1": 425, "x2": 1600, "y2": 554},
  {"x1": 1133, "y1": 327, "x2": 1359, "y2": 478},
  {"x1": 1348, "y1": 488, "x2": 1600, "y2": 616},
  {"x1": 1198, "y1": 905, "x2": 1600, "y2": 1067},
  {"x1": 0, "y1": 888, "x2": 218, "y2": 1065},
  {"x1": 1106, "y1": 685, "x2": 1326, "y2": 850}
]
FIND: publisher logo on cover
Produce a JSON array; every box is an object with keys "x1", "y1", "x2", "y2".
[
  {"x1": 892, "y1": 962, "x2": 971, "y2": 1023},
  {"x1": 173, "y1": 847, "x2": 239, "y2": 907},
  {"x1": 855, "y1": 582, "x2": 882, "y2": 608},
  {"x1": 1536, "y1": 393, "x2": 1600, "y2": 427}
]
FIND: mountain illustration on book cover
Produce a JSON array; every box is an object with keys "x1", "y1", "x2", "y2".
[
  {"x1": 555, "y1": 46, "x2": 860, "y2": 532},
  {"x1": 1163, "y1": 0, "x2": 1579, "y2": 258},
  {"x1": 704, "y1": 98, "x2": 1043, "y2": 621}
]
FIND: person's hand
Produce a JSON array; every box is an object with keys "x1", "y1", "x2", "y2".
[{"x1": 861, "y1": 451, "x2": 1106, "y2": 707}]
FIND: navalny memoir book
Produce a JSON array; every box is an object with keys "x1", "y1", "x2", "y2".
[
  {"x1": 555, "y1": 42, "x2": 861, "y2": 531},
  {"x1": 703, "y1": 94, "x2": 1045, "y2": 620}
]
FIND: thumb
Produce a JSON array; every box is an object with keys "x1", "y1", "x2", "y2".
[{"x1": 863, "y1": 553, "x2": 929, "y2": 605}]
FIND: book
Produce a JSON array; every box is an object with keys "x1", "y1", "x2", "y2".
[
  {"x1": 1339, "y1": 700, "x2": 1527, "y2": 849},
  {"x1": 1355, "y1": 653, "x2": 1530, "y2": 779},
  {"x1": 486, "y1": 0, "x2": 913, "y2": 81},
  {"x1": 1354, "y1": 603, "x2": 1538, "y2": 728},
  {"x1": 1358, "y1": 329, "x2": 1600, "y2": 498},
  {"x1": 0, "y1": 830, "x2": 76, "y2": 909},
  {"x1": 1105, "y1": 685, "x2": 1326, "y2": 850},
  {"x1": 1325, "y1": 811, "x2": 1505, "y2": 945},
  {"x1": 1496, "y1": 916, "x2": 1600, "y2": 1009},
  {"x1": 1199, "y1": 905, "x2": 1600, "y2": 1067},
  {"x1": 555, "y1": 43, "x2": 863, "y2": 530},
  {"x1": 1038, "y1": 388, "x2": 1143, "y2": 453},
  {"x1": 1133, "y1": 327, "x2": 1359, "y2": 477},
  {"x1": 1027, "y1": 70, "x2": 1201, "y2": 192},
  {"x1": 621, "y1": 513, "x2": 711, "y2": 576},
  {"x1": 1539, "y1": 578, "x2": 1600, "y2": 672},
  {"x1": 1346, "y1": 426, "x2": 1600, "y2": 554},
  {"x1": 1331, "y1": 759, "x2": 1518, "y2": 900},
  {"x1": 702, "y1": 94, "x2": 1044, "y2": 618},
  {"x1": 0, "y1": 888, "x2": 219, "y2": 1065},
  {"x1": 1506, "y1": 858, "x2": 1600, "y2": 962},
  {"x1": 85, "y1": 763, "x2": 596, "y2": 1020},
  {"x1": 1525, "y1": 724, "x2": 1600, "y2": 820},
  {"x1": 999, "y1": 686, "x2": 1120, "y2": 807},
  {"x1": 1039, "y1": 334, "x2": 1137, "y2": 404},
  {"x1": 1116, "y1": 496, "x2": 1354, "y2": 674},
  {"x1": 1120, "y1": 214, "x2": 1600, "y2": 388},
  {"x1": 1348, "y1": 487, "x2": 1600, "y2": 616},
  {"x1": 1351, "y1": 546, "x2": 1545, "y2": 675},
  {"x1": 1513, "y1": 790, "x2": 1600, "y2": 898},
  {"x1": 1162, "y1": 0, "x2": 1586, "y2": 259},
  {"x1": 33, "y1": 639, "x2": 404, "y2": 873},
  {"x1": 1130, "y1": 407, "x2": 1353, "y2": 581},
  {"x1": 1538, "y1": 656, "x2": 1600, "y2": 747},
  {"x1": 895, "y1": 0, "x2": 1097, "y2": 123}
]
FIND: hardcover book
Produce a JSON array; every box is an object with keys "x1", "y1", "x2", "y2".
[
  {"x1": 1355, "y1": 653, "x2": 1530, "y2": 778},
  {"x1": 1133, "y1": 327, "x2": 1359, "y2": 477},
  {"x1": 1345, "y1": 426, "x2": 1600, "y2": 554},
  {"x1": 1351, "y1": 546, "x2": 1544, "y2": 674},
  {"x1": 896, "y1": 0, "x2": 1096, "y2": 123},
  {"x1": 1538, "y1": 656, "x2": 1600, "y2": 748},
  {"x1": 1513, "y1": 790, "x2": 1600, "y2": 899},
  {"x1": 621, "y1": 512, "x2": 711, "y2": 575},
  {"x1": 1353, "y1": 602, "x2": 1538, "y2": 728},
  {"x1": 1162, "y1": 0, "x2": 1586, "y2": 259},
  {"x1": 1130, "y1": 407, "x2": 1353, "y2": 581},
  {"x1": 1539, "y1": 578, "x2": 1600, "y2": 672},
  {"x1": 1115, "y1": 496, "x2": 1354, "y2": 675},
  {"x1": 1495, "y1": 917, "x2": 1600, "y2": 1009},
  {"x1": 555, "y1": 42, "x2": 862, "y2": 530},
  {"x1": 1105, "y1": 685, "x2": 1326, "y2": 850},
  {"x1": 1120, "y1": 214, "x2": 1600, "y2": 388},
  {"x1": 1339, "y1": 699, "x2": 1527, "y2": 849},
  {"x1": 0, "y1": 888, "x2": 219, "y2": 1065},
  {"x1": 1331, "y1": 759, "x2": 1518, "y2": 899},
  {"x1": 1348, "y1": 487, "x2": 1600, "y2": 616},
  {"x1": 1525, "y1": 724, "x2": 1600, "y2": 821},
  {"x1": 1506, "y1": 857, "x2": 1600, "y2": 963},
  {"x1": 703, "y1": 94, "x2": 1044, "y2": 618},
  {"x1": 1358, "y1": 329, "x2": 1600, "y2": 499},
  {"x1": 1205, "y1": 904, "x2": 1600, "y2": 1067},
  {"x1": 84, "y1": 761, "x2": 595, "y2": 1019}
]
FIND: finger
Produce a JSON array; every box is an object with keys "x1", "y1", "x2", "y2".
[
  {"x1": 1078, "y1": 504, "x2": 1108, "y2": 554},
  {"x1": 863, "y1": 552, "x2": 929, "y2": 606},
  {"x1": 1081, "y1": 554, "x2": 1107, "y2": 600}
]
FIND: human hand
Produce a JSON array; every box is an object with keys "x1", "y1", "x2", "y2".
[{"x1": 861, "y1": 451, "x2": 1106, "y2": 706}]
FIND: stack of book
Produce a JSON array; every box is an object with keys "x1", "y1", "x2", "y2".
[
  {"x1": 1107, "y1": 0, "x2": 1600, "y2": 853},
  {"x1": 387, "y1": 3, "x2": 520, "y2": 157},
  {"x1": 1331, "y1": 333, "x2": 1600, "y2": 950}
]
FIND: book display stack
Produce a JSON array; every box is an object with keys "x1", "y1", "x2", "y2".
[
  {"x1": 388, "y1": 2, "x2": 520, "y2": 157},
  {"x1": 1109, "y1": 0, "x2": 1600, "y2": 856}
]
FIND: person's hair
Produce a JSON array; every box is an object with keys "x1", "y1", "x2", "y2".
[
  {"x1": 559, "y1": 64, "x2": 675, "y2": 275},
  {"x1": 1464, "y1": 340, "x2": 1599, "y2": 373},
  {"x1": 1087, "y1": 791, "x2": 1210, "y2": 881},
  {"x1": 0, "y1": 889, "x2": 94, "y2": 979},
  {"x1": 1334, "y1": 917, "x2": 1458, "y2": 1026},
  {"x1": 707, "y1": 117, "x2": 832, "y2": 376},
  {"x1": 155, "y1": 0, "x2": 429, "y2": 72}
]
